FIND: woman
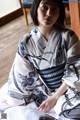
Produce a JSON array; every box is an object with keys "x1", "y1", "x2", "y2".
[{"x1": 0, "y1": 0, "x2": 80, "y2": 119}]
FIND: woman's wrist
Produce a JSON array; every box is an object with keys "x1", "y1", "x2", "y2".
[
  {"x1": 53, "y1": 92, "x2": 61, "y2": 101},
  {"x1": 53, "y1": 82, "x2": 69, "y2": 100}
]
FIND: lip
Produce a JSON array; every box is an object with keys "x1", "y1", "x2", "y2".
[{"x1": 44, "y1": 18, "x2": 52, "y2": 22}]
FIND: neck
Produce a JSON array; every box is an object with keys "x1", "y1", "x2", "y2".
[{"x1": 38, "y1": 26, "x2": 53, "y2": 41}]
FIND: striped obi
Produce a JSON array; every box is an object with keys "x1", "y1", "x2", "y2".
[{"x1": 37, "y1": 63, "x2": 65, "y2": 92}]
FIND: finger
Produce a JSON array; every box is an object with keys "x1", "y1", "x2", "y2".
[
  {"x1": 2, "y1": 99, "x2": 7, "y2": 103},
  {"x1": 40, "y1": 105, "x2": 50, "y2": 112},
  {"x1": 38, "y1": 102, "x2": 50, "y2": 112},
  {"x1": 38, "y1": 102, "x2": 45, "y2": 110}
]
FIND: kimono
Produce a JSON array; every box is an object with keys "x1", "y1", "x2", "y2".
[{"x1": 0, "y1": 25, "x2": 80, "y2": 120}]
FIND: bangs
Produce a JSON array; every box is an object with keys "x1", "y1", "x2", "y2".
[{"x1": 41, "y1": 0, "x2": 59, "y2": 6}]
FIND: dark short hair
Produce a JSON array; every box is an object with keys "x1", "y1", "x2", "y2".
[
  {"x1": 31, "y1": 0, "x2": 65, "y2": 27},
  {"x1": 39, "y1": 115, "x2": 55, "y2": 120}
]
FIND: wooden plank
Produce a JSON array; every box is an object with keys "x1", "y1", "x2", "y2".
[
  {"x1": 69, "y1": 2, "x2": 80, "y2": 37},
  {"x1": 0, "y1": 8, "x2": 23, "y2": 27},
  {"x1": 0, "y1": 16, "x2": 34, "y2": 88}
]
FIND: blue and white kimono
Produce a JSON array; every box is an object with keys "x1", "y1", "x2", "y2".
[{"x1": 0, "y1": 26, "x2": 80, "y2": 120}]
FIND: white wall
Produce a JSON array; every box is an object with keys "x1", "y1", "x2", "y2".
[{"x1": 0, "y1": 0, "x2": 20, "y2": 17}]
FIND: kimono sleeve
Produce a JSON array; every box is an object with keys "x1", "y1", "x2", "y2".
[
  {"x1": 7, "y1": 34, "x2": 49, "y2": 106},
  {"x1": 62, "y1": 30, "x2": 80, "y2": 90}
]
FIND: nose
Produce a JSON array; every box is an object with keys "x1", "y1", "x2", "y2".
[{"x1": 46, "y1": 8, "x2": 52, "y2": 16}]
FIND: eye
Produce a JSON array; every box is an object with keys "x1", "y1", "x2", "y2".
[
  {"x1": 40, "y1": 5, "x2": 48, "y2": 11},
  {"x1": 52, "y1": 7, "x2": 59, "y2": 12}
]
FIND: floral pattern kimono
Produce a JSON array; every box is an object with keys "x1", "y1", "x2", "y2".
[
  {"x1": 0, "y1": 26, "x2": 80, "y2": 120},
  {"x1": 6, "y1": 26, "x2": 80, "y2": 103}
]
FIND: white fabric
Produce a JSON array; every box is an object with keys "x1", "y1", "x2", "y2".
[{"x1": 0, "y1": 84, "x2": 71, "y2": 120}]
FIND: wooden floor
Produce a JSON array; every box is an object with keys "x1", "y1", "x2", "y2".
[{"x1": 0, "y1": 15, "x2": 34, "y2": 88}]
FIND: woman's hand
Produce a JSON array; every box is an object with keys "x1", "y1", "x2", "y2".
[
  {"x1": 38, "y1": 95, "x2": 58, "y2": 112},
  {"x1": 38, "y1": 82, "x2": 68, "y2": 112}
]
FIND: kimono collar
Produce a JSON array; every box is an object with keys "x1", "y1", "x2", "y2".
[
  {"x1": 30, "y1": 27, "x2": 57, "y2": 50},
  {"x1": 31, "y1": 27, "x2": 47, "y2": 49}
]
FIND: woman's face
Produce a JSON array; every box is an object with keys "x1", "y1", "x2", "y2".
[{"x1": 37, "y1": 0, "x2": 59, "y2": 28}]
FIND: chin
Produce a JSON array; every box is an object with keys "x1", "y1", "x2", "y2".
[
  {"x1": 44, "y1": 23, "x2": 54, "y2": 28},
  {"x1": 43, "y1": 21, "x2": 55, "y2": 27}
]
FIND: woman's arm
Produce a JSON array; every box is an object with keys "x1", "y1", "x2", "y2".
[
  {"x1": 7, "y1": 34, "x2": 49, "y2": 106},
  {"x1": 38, "y1": 30, "x2": 80, "y2": 112},
  {"x1": 38, "y1": 81, "x2": 68, "y2": 112}
]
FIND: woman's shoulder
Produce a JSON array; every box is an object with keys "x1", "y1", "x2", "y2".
[
  {"x1": 58, "y1": 26, "x2": 77, "y2": 37},
  {"x1": 18, "y1": 27, "x2": 38, "y2": 44},
  {"x1": 17, "y1": 31, "x2": 32, "y2": 58},
  {"x1": 17, "y1": 27, "x2": 38, "y2": 58},
  {"x1": 56, "y1": 25, "x2": 79, "y2": 42},
  {"x1": 19, "y1": 32, "x2": 32, "y2": 44}
]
